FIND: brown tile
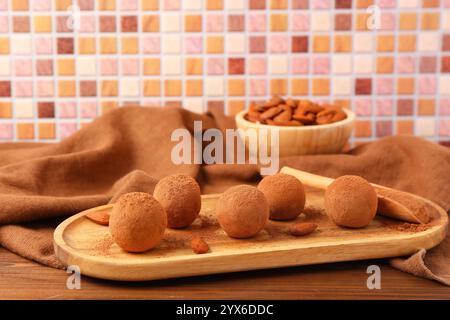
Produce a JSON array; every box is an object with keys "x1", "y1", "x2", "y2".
[
  {"x1": 442, "y1": 56, "x2": 450, "y2": 73},
  {"x1": 57, "y1": 38, "x2": 74, "y2": 54},
  {"x1": 100, "y1": 16, "x2": 116, "y2": 32},
  {"x1": 397, "y1": 99, "x2": 414, "y2": 116},
  {"x1": 292, "y1": 0, "x2": 309, "y2": 9},
  {"x1": 249, "y1": 0, "x2": 266, "y2": 9},
  {"x1": 38, "y1": 102, "x2": 55, "y2": 118},
  {"x1": 36, "y1": 60, "x2": 53, "y2": 76},
  {"x1": 13, "y1": 16, "x2": 30, "y2": 32},
  {"x1": 355, "y1": 78, "x2": 372, "y2": 95},
  {"x1": 228, "y1": 15, "x2": 245, "y2": 32},
  {"x1": 443, "y1": 34, "x2": 450, "y2": 51},
  {"x1": 56, "y1": 16, "x2": 73, "y2": 32},
  {"x1": 80, "y1": 80, "x2": 97, "y2": 97},
  {"x1": 227, "y1": 100, "x2": 245, "y2": 115},
  {"x1": 228, "y1": 58, "x2": 245, "y2": 75},
  {"x1": 249, "y1": 36, "x2": 266, "y2": 53},
  {"x1": 419, "y1": 56, "x2": 437, "y2": 73},
  {"x1": 292, "y1": 36, "x2": 308, "y2": 53},
  {"x1": 376, "y1": 121, "x2": 393, "y2": 137},
  {"x1": 207, "y1": 101, "x2": 224, "y2": 114},
  {"x1": 336, "y1": 0, "x2": 352, "y2": 9},
  {"x1": 0, "y1": 81, "x2": 11, "y2": 97},
  {"x1": 335, "y1": 14, "x2": 352, "y2": 31},
  {"x1": 121, "y1": 16, "x2": 138, "y2": 32}
]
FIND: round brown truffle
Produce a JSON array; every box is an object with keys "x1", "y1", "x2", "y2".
[
  {"x1": 153, "y1": 174, "x2": 201, "y2": 229},
  {"x1": 257, "y1": 173, "x2": 306, "y2": 220},
  {"x1": 109, "y1": 192, "x2": 167, "y2": 253},
  {"x1": 325, "y1": 175, "x2": 378, "y2": 228},
  {"x1": 216, "y1": 185, "x2": 269, "y2": 239}
]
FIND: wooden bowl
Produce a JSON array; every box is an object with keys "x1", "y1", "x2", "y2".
[{"x1": 235, "y1": 108, "x2": 355, "y2": 157}]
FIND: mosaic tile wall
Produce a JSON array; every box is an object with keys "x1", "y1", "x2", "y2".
[{"x1": 0, "y1": 0, "x2": 449, "y2": 144}]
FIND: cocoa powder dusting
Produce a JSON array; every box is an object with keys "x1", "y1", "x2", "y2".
[
  {"x1": 385, "y1": 222, "x2": 430, "y2": 233},
  {"x1": 94, "y1": 235, "x2": 115, "y2": 256}
]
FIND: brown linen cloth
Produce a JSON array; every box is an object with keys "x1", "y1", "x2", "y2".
[{"x1": 0, "y1": 106, "x2": 449, "y2": 284}]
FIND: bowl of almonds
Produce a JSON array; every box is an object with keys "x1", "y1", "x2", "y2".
[{"x1": 235, "y1": 96, "x2": 355, "y2": 156}]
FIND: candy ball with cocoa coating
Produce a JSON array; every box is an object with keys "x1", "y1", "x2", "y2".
[
  {"x1": 109, "y1": 192, "x2": 167, "y2": 253},
  {"x1": 153, "y1": 174, "x2": 201, "y2": 229},
  {"x1": 325, "y1": 175, "x2": 377, "y2": 228},
  {"x1": 216, "y1": 185, "x2": 269, "y2": 239},
  {"x1": 257, "y1": 173, "x2": 305, "y2": 220}
]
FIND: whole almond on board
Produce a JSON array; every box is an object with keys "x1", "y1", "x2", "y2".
[
  {"x1": 289, "y1": 222, "x2": 318, "y2": 237},
  {"x1": 86, "y1": 210, "x2": 110, "y2": 226},
  {"x1": 191, "y1": 236, "x2": 210, "y2": 254}
]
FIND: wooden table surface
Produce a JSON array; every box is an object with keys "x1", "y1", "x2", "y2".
[{"x1": 1, "y1": 248, "x2": 449, "y2": 299}]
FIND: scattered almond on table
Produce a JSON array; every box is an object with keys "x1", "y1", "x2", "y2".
[
  {"x1": 245, "y1": 96, "x2": 347, "y2": 126},
  {"x1": 191, "y1": 236, "x2": 210, "y2": 254}
]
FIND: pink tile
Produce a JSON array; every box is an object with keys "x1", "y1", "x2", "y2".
[
  {"x1": 58, "y1": 102, "x2": 77, "y2": 118},
  {"x1": 0, "y1": 124, "x2": 13, "y2": 140},
  {"x1": 292, "y1": 57, "x2": 309, "y2": 74},
  {"x1": 33, "y1": 0, "x2": 51, "y2": 10},
  {"x1": 440, "y1": 99, "x2": 450, "y2": 115},
  {"x1": 80, "y1": 101, "x2": 97, "y2": 118},
  {"x1": 15, "y1": 81, "x2": 33, "y2": 97},
  {"x1": 207, "y1": 58, "x2": 224, "y2": 75},
  {"x1": 375, "y1": 99, "x2": 393, "y2": 116},
  {"x1": 59, "y1": 123, "x2": 77, "y2": 139},
  {"x1": 249, "y1": 79, "x2": 266, "y2": 96},
  {"x1": 249, "y1": 58, "x2": 266, "y2": 75},
  {"x1": 292, "y1": 13, "x2": 309, "y2": 31},
  {"x1": 35, "y1": 38, "x2": 53, "y2": 54},
  {"x1": 354, "y1": 99, "x2": 372, "y2": 116},
  {"x1": 121, "y1": 58, "x2": 139, "y2": 75},
  {"x1": 37, "y1": 80, "x2": 54, "y2": 97},
  {"x1": 120, "y1": 0, "x2": 138, "y2": 10},
  {"x1": 0, "y1": 16, "x2": 8, "y2": 33},
  {"x1": 376, "y1": 78, "x2": 394, "y2": 95},
  {"x1": 14, "y1": 59, "x2": 32, "y2": 76},
  {"x1": 0, "y1": 0, "x2": 7, "y2": 11},
  {"x1": 79, "y1": 16, "x2": 96, "y2": 32},
  {"x1": 397, "y1": 57, "x2": 415, "y2": 73},
  {"x1": 376, "y1": 0, "x2": 396, "y2": 8},
  {"x1": 248, "y1": 14, "x2": 266, "y2": 32},
  {"x1": 184, "y1": 36, "x2": 203, "y2": 54},
  {"x1": 206, "y1": 15, "x2": 224, "y2": 32},
  {"x1": 418, "y1": 77, "x2": 436, "y2": 94},
  {"x1": 311, "y1": 0, "x2": 331, "y2": 9},
  {"x1": 380, "y1": 13, "x2": 395, "y2": 30},
  {"x1": 445, "y1": 0, "x2": 450, "y2": 7},
  {"x1": 270, "y1": 35, "x2": 288, "y2": 53},
  {"x1": 439, "y1": 120, "x2": 450, "y2": 136},
  {"x1": 312, "y1": 57, "x2": 329, "y2": 74},
  {"x1": 142, "y1": 37, "x2": 160, "y2": 53},
  {"x1": 163, "y1": 0, "x2": 180, "y2": 10},
  {"x1": 101, "y1": 58, "x2": 118, "y2": 75}
]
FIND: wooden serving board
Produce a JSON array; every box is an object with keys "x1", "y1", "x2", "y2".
[{"x1": 54, "y1": 188, "x2": 448, "y2": 281}]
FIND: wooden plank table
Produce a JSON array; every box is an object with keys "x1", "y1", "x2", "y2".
[{"x1": 1, "y1": 248, "x2": 449, "y2": 299}]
